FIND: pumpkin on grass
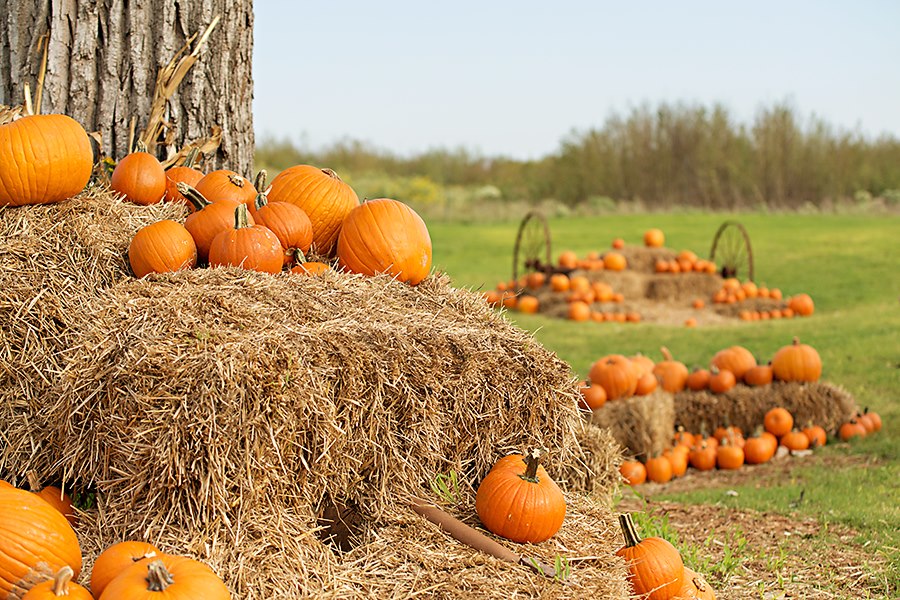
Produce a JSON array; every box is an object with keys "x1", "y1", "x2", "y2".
[
  {"x1": 689, "y1": 442, "x2": 717, "y2": 471},
  {"x1": 91, "y1": 541, "x2": 160, "y2": 599},
  {"x1": 128, "y1": 220, "x2": 198, "y2": 278},
  {"x1": 0, "y1": 485, "x2": 82, "y2": 598},
  {"x1": 716, "y1": 440, "x2": 744, "y2": 470},
  {"x1": 337, "y1": 198, "x2": 433, "y2": 285},
  {"x1": 620, "y1": 461, "x2": 647, "y2": 486},
  {"x1": 20, "y1": 566, "x2": 92, "y2": 600},
  {"x1": 743, "y1": 434, "x2": 775, "y2": 465},
  {"x1": 616, "y1": 513, "x2": 684, "y2": 600},
  {"x1": 802, "y1": 424, "x2": 827, "y2": 448},
  {"x1": 763, "y1": 407, "x2": 794, "y2": 437},
  {"x1": 208, "y1": 204, "x2": 284, "y2": 274},
  {"x1": 475, "y1": 449, "x2": 566, "y2": 544},
  {"x1": 111, "y1": 145, "x2": 167, "y2": 206},
  {"x1": 0, "y1": 114, "x2": 93, "y2": 207},
  {"x1": 97, "y1": 556, "x2": 229, "y2": 600},
  {"x1": 780, "y1": 430, "x2": 810, "y2": 451},
  {"x1": 645, "y1": 455, "x2": 673, "y2": 484},
  {"x1": 839, "y1": 420, "x2": 866, "y2": 441}
]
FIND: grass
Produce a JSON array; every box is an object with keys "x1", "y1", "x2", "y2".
[{"x1": 429, "y1": 211, "x2": 900, "y2": 591}]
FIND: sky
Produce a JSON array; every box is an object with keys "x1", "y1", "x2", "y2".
[{"x1": 252, "y1": 1, "x2": 900, "y2": 161}]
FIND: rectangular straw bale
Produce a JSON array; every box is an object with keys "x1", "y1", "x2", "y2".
[{"x1": 589, "y1": 390, "x2": 675, "y2": 459}]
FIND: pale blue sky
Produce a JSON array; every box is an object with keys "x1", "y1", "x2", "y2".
[{"x1": 252, "y1": 1, "x2": 899, "y2": 160}]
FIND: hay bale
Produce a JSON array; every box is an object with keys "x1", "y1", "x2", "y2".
[
  {"x1": 589, "y1": 390, "x2": 675, "y2": 459},
  {"x1": 712, "y1": 297, "x2": 788, "y2": 317},
  {"x1": 0, "y1": 188, "x2": 185, "y2": 482},
  {"x1": 565, "y1": 422, "x2": 623, "y2": 501},
  {"x1": 617, "y1": 245, "x2": 676, "y2": 273},
  {"x1": 582, "y1": 270, "x2": 650, "y2": 299},
  {"x1": 674, "y1": 381, "x2": 858, "y2": 435},
  {"x1": 646, "y1": 273, "x2": 722, "y2": 302}
]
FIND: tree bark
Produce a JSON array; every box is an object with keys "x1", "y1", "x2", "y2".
[{"x1": 0, "y1": 0, "x2": 254, "y2": 175}]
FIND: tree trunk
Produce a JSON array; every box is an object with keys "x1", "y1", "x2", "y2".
[{"x1": 0, "y1": 0, "x2": 254, "y2": 175}]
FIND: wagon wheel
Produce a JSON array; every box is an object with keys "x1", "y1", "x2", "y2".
[
  {"x1": 709, "y1": 220, "x2": 754, "y2": 282},
  {"x1": 512, "y1": 210, "x2": 552, "y2": 287}
]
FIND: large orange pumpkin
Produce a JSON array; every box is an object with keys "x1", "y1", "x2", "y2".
[
  {"x1": 267, "y1": 165, "x2": 359, "y2": 255},
  {"x1": 97, "y1": 556, "x2": 230, "y2": 600},
  {"x1": 0, "y1": 114, "x2": 93, "y2": 207},
  {"x1": 653, "y1": 347, "x2": 689, "y2": 393},
  {"x1": 20, "y1": 567, "x2": 92, "y2": 600},
  {"x1": 475, "y1": 450, "x2": 566, "y2": 544},
  {"x1": 336, "y1": 198, "x2": 432, "y2": 285},
  {"x1": 616, "y1": 513, "x2": 684, "y2": 600},
  {"x1": 90, "y1": 541, "x2": 160, "y2": 599},
  {"x1": 0, "y1": 485, "x2": 82, "y2": 598},
  {"x1": 788, "y1": 293, "x2": 815, "y2": 317},
  {"x1": 589, "y1": 354, "x2": 638, "y2": 400},
  {"x1": 194, "y1": 169, "x2": 258, "y2": 216},
  {"x1": 771, "y1": 337, "x2": 821, "y2": 382}
]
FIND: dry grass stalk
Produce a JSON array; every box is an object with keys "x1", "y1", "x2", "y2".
[{"x1": 589, "y1": 390, "x2": 675, "y2": 459}]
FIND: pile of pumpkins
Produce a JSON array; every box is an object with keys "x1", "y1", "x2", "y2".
[
  {"x1": 0, "y1": 112, "x2": 433, "y2": 286},
  {"x1": 0, "y1": 480, "x2": 230, "y2": 599},
  {"x1": 706, "y1": 277, "x2": 816, "y2": 322}
]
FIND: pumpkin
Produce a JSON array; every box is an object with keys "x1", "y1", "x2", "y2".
[
  {"x1": 179, "y1": 183, "x2": 254, "y2": 263},
  {"x1": 788, "y1": 293, "x2": 815, "y2": 316},
  {"x1": 743, "y1": 435, "x2": 775, "y2": 465},
  {"x1": 290, "y1": 261, "x2": 331, "y2": 276},
  {"x1": 33, "y1": 485, "x2": 77, "y2": 528},
  {"x1": 689, "y1": 442, "x2": 717, "y2": 471},
  {"x1": 163, "y1": 149, "x2": 204, "y2": 208},
  {"x1": 194, "y1": 169, "x2": 258, "y2": 215},
  {"x1": 267, "y1": 165, "x2": 359, "y2": 255},
  {"x1": 128, "y1": 220, "x2": 198, "y2": 278},
  {"x1": 677, "y1": 567, "x2": 716, "y2": 599},
  {"x1": 612, "y1": 237, "x2": 625, "y2": 249},
  {"x1": 557, "y1": 250, "x2": 578, "y2": 269},
  {"x1": 862, "y1": 408, "x2": 882, "y2": 433},
  {"x1": 20, "y1": 566, "x2": 92, "y2": 600},
  {"x1": 589, "y1": 354, "x2": 638, "y2": 400},
  {"x1": 673, "y1": 428, "x2": 695, "y2": 449},
  {"x1": 743, "y1": 363, "x2": 773, "y2": 387},
  {"x1": 603, "y1": 251, "x2": 627, "y2": 271},
  {"x1": 763, "y1": 407, "x2": 794, "y2": 437},
  {"x1": 110, "y1": 148, "x2": 167, "y2": 205},
  {"x1": 619, "y1": 461, "x2": 647, "y2": 486},
  {"x1": 686, "y1": 368, "x2": 710, "y2": 391},
  {"x1": 0, "y1": 485, "x2": 82, "y2": 598},
  {"x1": 663, "y1": 448, "x2": 688, "y2": 478},
  {"x1": 336, "y1": 198, "x2": 432, "y2": 285},
  {"x1": 839, "y1": 420, "x2": 866, "y2": 441},
  {"x1": 578, "y1": 380, "x2": 607, "y2": 410},
  {"x1": 645, "y1": 455, "x2": 673, "y2": 484},
  {"x1": 634, "y1": 371, "x2": 658, "y2": 396},
  {"x1": 643, "y1": 228, "x2": 665, "y2": 248},
  {"x1": 91, "y1": 541, "x2": 160, "y2": 599},
  {"x1": 474, "y1": 450, "x2": 566, "y2": 544},
  {"x1": 97, "y1": 556, "x2": 230, "y2": 600},
  {"x1": 516, "y1": 295, "x2": 540, "y2": 314},
  {"x1": 208, "y1": 204, "x2": 284, "y2": 274},
  {"x1": 855, "y1": 411, "x2": 876, "y2": 434},
  {"x1": 708, "y1": 367, "x2": 736, "y2": 394},
  {"x1": 653, "y1": 347, "x2": 689, "y2": 393},
  {"x1": 0, "y1": 114, "x2": 93, "y2": 207},
  {"x1": 780, "y1": 430, "x2": 810, "y2": 451},
  {"x1": 252, "y1": 192, "x2": 313, "y2": 266},
  {"x1": 802, "y1": 425, "x2": 827, "y2": 448},
  {"x1": 710, "y1": 346, "x2": 756, "y2": 382},
  {"x1": 630, "y1": 354, "x2": 656, "y2": 379},
  {"x1": 771, "y1": 337, "x2": 821, "y2": 382},
  {"x1": 716, "y1": 440, "x2": 744, "y2": 470},
  {"x1": 615, "y1": 513, "x2": 684, "y2": 600}
]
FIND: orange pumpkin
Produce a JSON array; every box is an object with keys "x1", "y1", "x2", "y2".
[
  {"x1": 645, "y1": 455, "x2": 673, "y2": 484},
  {"x1": 578, "y1": 380, "x2": 607, "y2": 410},
  {"x1": 0, "y1": 485, "x2": 82, "y2": 598},
  {"x1": 634, "y1": 371, "x2": 658, "y2": 396},
  {"x1": 33, "y1": 485, "x2": 78, "y2": 527},
  {"x1": 788, "y1": 293, "x2": 815, "y2": 316},
  {"x1": 475, "y1": 450, "x2": 566, "y2": 544},
  {"x1": 839, "y1": 420, "x2": 867, "y2": 441},
  {"x1": 771, "y1": 337, "x2": 821, "y2": 382},
  {"x1": 689, "y1": 442, "x2": 717, "y2": 471},
  {"x1": 98, "y1": 555, "x2": 230, "y2": 600},
  {"x1": 91, "y1": 541, "x2": 160, "y2": 599},
  {"x1": 708, "y1": 368, "x2": 736, "y2": 394},
  {"x1": 194, "y1": 169, "x2": 258, "y2": 215},
  {"x1": 517, "y1": 295, "x2": 540, "y2": 314},
  {"x1": 180, "y1": 183, "x2": 254, "y2": 264},
  {"x1": 780, "y1": 430, "x2": 810, "y2": 451},
  {"x1": 686, "y1": 368, "x2": 710, "y2": 391},
  {"x1": 643, "y1": 228, "x2": 665, "y2": 248},
  {"x1": 616, "y1": 513, "x2": 684, "y2": 600},
  {"x1": 267, "y1": 165, "x2": 359, "y2": 255},
  {"x1": 589, "y1": 354, "x2": 639, "y2": 400},
  {"x1": 677, "y1": 567, "x2": 717, "y2": 599},
  {"x1": 128, "y1": 220, "x2": 198, "y2": 278},
  {"x1": 619, "y1": 461, "x2": 647, "y2": 486},
  {"x1": 163, "y1": 151, "x2": 205, "y2": 208},
  {"x1": 0, "y1": 114, "x2": 93, "y2": 207},
  {"x1": 743, "y1": 435, "x2": 775, "y2": 465},
  {"x1": 653, "y1": 347, "x2": 689, "y2": 393},
  {"x1": 549, "y1": 273, "x2": 570, "y2": 292},
  {"x1": 862, "y1": 408, "x2": 882, "y2": 432},
  {"x1": 710, "y1": 346, "x2": 756, "y2": 382},
  {"x1": 802, "y1": 425, "x2": 827, "y2": 448},
  {"x1": 111, "y1": 150, "x2": 167, "y2": 205},
  {"x1": 208, "y1": 204, "x2": 284, "y2": 274},
  {"x1": 20, "y1": 566, "x2": 92, "y2": 600},
  {"x1": 603, "y1": 252, "x2": 627, "y2": 271},
  {"x1": 743, "y1": 363, "x2": 773, "y2": 387},
  {"x1": 716, "y1": 441, "x2": 744, "y2": 470},
  {"x1": 664, "y1": 448, "x2": 688, "y2": 478},
  {"x1": 764, "y1": 407, "x2": 794, "y2": 437},
  {"x1": 290, "y1": 261, "x2": 331, "y2": 276},
  {"x1": 252, "y1": 193, "x2": 313, "y2": 266},
  {"x1": 337, "y1": 198, "x2": 432, "y2": 285},
  {"x1": 630, "y1": 354, "x2": 657, "y2": 379}
]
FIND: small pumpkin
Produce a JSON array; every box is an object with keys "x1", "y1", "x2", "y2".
[
  {"x1": 603, "y1": 251, "x2": 627, "y2": 271},
  {"x1": 615, "y1": 513, "x2": 684, "y2": 600},
  {"x1": 208, "y1": 203, "x2": 284, "y2": 274},
  {"x1": 33, "y1": 484, "x2": 77, "y2": 527},
  {"x1": 771, "y1": 337, "x2": 822, "y2": 382},
  {"x1": 689, "y1": 442, "x2": 717, "y2": 471},
  {"x1": 780, "y1": 429, "x2": 810, "y2": 451},
  {"x1": 743, "y1": 434, "x2": 775, "y2": 465},
  {"x1": 589, "y1": 354, "x2": 639, "y2": 400},
  {"x1": 802, "y1": 424, "x2": 827, "y2": 448},
  {"x1": 253, "y1": 191, "x2": 313, "y2": 266},
  {"x1": 716, "y1": 440, "x2": 744, "y2": 470},
  {"x1": 516, "y1": 295, "x2": 540, "y2": 314},
  {"x1": 862, "y1": 408, "x2": 882, "y2": 433},
  {"x1": 290, "y1": 261, "x2": 331, "y2": 276},
  {"x1": 788, "y1": 293, "x2": 815, "y2": 316},
  {"x1": 653, "y1": 347, "x2": 689, "y2": 393},
  {"x1": 743, "y1": 363, "x2": 773, "y2": 387},
  {"x1": 111, "y1": 147, "x2": 167, "y2": 205},
  {"x1": 663, "y1": 448, "x2": 688, "y2": 478},
  {"x1": 630, "y1": 354, "x2": 656, "y2": 379},
  {"x1": 634, "y1": 371, "x2": 659, "y2": 396},
  {"x1": 838, "y1": 420, "x2": 867, "y2": 441},
  {"x1": 474, "y1": 449, "x2": 566, "y2": 544},
  {"x1": 128, "y1": 220, "x2": 198, "y2": 278},
  {"x1": 619, "y1": 460, "x2": 647, "y2": 486},
  {"x1": 20, "y1": 566, "x2": 92, "y2": 600},
  {"x1": 180, "y1": 183, "x2": 254, "y2": 263},
  {"x1": 194, "y1": 169, "x2": 258, "y2": 215},
  {"x1": 708, "y1": 367, "x2": 736, "y2": 394},
  {"x1": 578, "y1": 380, "x2": 607, "y2": 411},
  {"x1": 337, "y1": 198, "x2": 433, "y2": 285},
  {"x1": 91, "y1": 541, "x2": 161, "y2": 599},
  {"x1": 645, "y1": 455, "x2": 673, "y2": 484},
  {"x1": 163, "y1": 149, "x2": 205, "y2": 208},
  {"x1": 643, "y1": 228, "x2": 665, "y2": 248},
  {"x1": 677, "y1": 567, "x2": 716, "y2": 599},
  {"x1": 763, "y1": 407, "x2": 794, "y2": 437},
  {"x1": 0, "y1": 114, "x2": 94, "y2": 207},
  {"x1": 685, "y1": 368, "x2": 710, "y2": 391},
  {"x1": 710, "y1": 346, "x2": 756, "y2": 382},
  {"x1": 97, "y1": 556, "x2": 230, "y2": 600}
]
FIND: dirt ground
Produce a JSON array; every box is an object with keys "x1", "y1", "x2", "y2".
[{"x1": 616, "y1": 451, "x2": 895, "y2": 599}]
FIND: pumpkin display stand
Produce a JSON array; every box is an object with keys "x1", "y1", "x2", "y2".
[
  {"x1": 589, "y1": 390, "x2": 675, "y2": 460},
  {"x1": 1, "y1": 190, "x2": 631, "y2": 598}
]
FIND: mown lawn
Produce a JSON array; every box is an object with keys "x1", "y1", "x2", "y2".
[{"x1": 429, "y1": 211, "x2": 900, "y2": 592}]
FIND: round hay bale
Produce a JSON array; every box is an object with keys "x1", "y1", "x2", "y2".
[
  {"x1": 589, "y1": 390, "x2": 675, "y2": 459},
  {"x1": 0, "y1": 187, "x2": 186, "y2": 482},
  {"x1": 674, "y1": 381, "x2": 858, "y2": 435}
]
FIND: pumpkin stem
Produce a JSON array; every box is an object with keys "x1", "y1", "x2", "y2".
[
  {"x1": 52, "y1": 566, "x2": 75, "y2": 595},
  {"x1": 253, "y1": 192, "x2": 269, "y2": 211},
  {"x1": 135, "y1": 140, "x2": 149, "y2": 153},
  {"x1": 321, "y1": 167, "x2": 342, "y2": 181},
  {"x1": 792, "y1": 336, "x2": 800, "y2": 346},
  {"x1": 293, "y1": 248, "x2": 308, "y2": 264},
  {"x1": 660, "y1": 346, "x2": 674, "y2": 361},
  {"x1": 177, "y1": 183, "x2": 211, "y2": 211},
  {"x1": 228, "y1": 173, "x2": 247, "y2": 188},
  {"x1": 183, "y1": 147, "x2": 200, "y2": 168},
  {"x1": 254, "y1": 169, "x2": 268, "y2": 192},
  {"x1": 519, "y1": 448, "x2": 543, "y2": 482},
  {"x1": 26, "y1": 470, "x2": 41, "y2": 492},
  {"x1": 233, "y1": 203, "x2": 251, "y2": 230},
  {"x1": 145, "y1": 559, "x2": 175, "y2": 592},
  {"x1": 618, "y1": 513, "x2": 643, "y2": 548}
]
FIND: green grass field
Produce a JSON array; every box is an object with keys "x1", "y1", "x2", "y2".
[{"x1": 429, "y1": 212, "x2": 900, "y2": 591}]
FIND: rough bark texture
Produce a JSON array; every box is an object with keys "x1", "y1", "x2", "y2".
[{"x1": 0, "y1": 0, "x2": 254, "y2": 174}]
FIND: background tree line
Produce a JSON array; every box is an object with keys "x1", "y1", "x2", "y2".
[{"x1": 255, "y1": 101, "x2": 900, "y2": 211}]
